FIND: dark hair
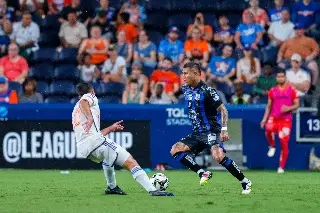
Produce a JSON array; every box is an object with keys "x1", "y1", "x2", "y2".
[
  {"x1": 82, "y1": 53, "x2": 91, "y2": 63},
  {"x1": 68, "y1": 8, "x2": 78, "y2": 15},
  {"x1": 77, "y1": 82, "x2": 93, "y2": 97},
  {"x1": 276, "y1": 69, "x2": 286, "y2": 76},
  {"x1": 129, "y1": 78, "x2": 138, "y2": 84},
  {"x1": 222, "y1": 44, "x2": 233, "y2": 50},
  {"x1": 163, "y1": 57, "x2": 173, "y2": 63},
  {"x1": 139, "y1": 29, "x2": 149, "y2": 39},
  {"x1": 22, "y1": 77, "x2": 37, "y2": 94},
  {"x1": 183, "y1": 62, "x2": 201, "y2": 74},
  {"x1": 22, "y1": 11, "x2": 31, "y2": 17},
  {"x1": 119, "y1": 12, "x2": 130, "y2": 23},
  {"x1": 98, "y1": 10, "x2": 107, "y2": 18}
]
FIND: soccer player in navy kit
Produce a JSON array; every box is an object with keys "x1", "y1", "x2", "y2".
[{"x1": 170, "y1": 62, "x2": 252, "y2": 194}]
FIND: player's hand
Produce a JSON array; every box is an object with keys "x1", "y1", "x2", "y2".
[
  {"x1": 110, "y1": 120, "x2": 124, "y2": 132},
  {"x1": 220, "y1": 130, "x2": 229, "y2": 142},
  {"x1": 84, "y1": 117, "x2": 93, "y2": 133},
  {"x1": 260, "y1": 119, "x2": 267, "y2": 128},
  {"x1": 281, "y1": 105, "x2": 291, "y2": 113}
]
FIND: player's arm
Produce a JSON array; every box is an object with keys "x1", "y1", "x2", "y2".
[
  {"x1": 217, "y1": 104, "x2": 230, "y2": 142},
  {"x1": 101, "y1": 120, "x2": 124, "y2": 136},
  {"x1": 79, "y1": 99, "x2": 94, "y2": 132},
  {"x1": 261, "y1": 97, "x2": 272, "y2": 128},
  {"x1": 282, "y1": 98, "x2": 300, "y2": 112}
]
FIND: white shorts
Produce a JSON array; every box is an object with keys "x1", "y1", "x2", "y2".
[{"x1": 87, "y1": 137, "x2": 130, "y2": 166}]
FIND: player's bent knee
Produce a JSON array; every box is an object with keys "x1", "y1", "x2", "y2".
[
  {"x1": 122, "y1": 155, "x2": 139, "y2": 170},
  {"x1": 170, "y1": 142, "x2": 186, "y2": 156}
]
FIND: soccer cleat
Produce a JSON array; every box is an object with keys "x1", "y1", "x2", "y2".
[
  {"x1": 200, "y1": 171, "x2": 212, "y2": 186},
  {"x1": 267, "y1": 147, "x2": 276, "y2": 157},
  {"x1": 149, "y1": 190, "x2": 174, "y2": 196},
  {"x1": 277, "y1": 167, "x2": 284, "y2": 174},
  {"x1": 105, "y1": 185, "x2": 127, "y2": 195},
  {"x1": 241, "y1": 180, "x2": 252, "y2": 195}
]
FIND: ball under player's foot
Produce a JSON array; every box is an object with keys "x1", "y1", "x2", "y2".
[
  {"x1": 277, "y1": 167, "x2": 284, "y2": 174},
  {"x1": 199, "y1": 171, "x2": 212, "y2": 186},
  {"x1": 241, "y1": 179, "x2": 252, "y2": 195},
  {"x1": 105, "y1": 185, "x2": 127, "y2": 195},
  {"x1": 149, "y1": 190, "x2": 174, "y2": 196},
  {"x1": 267, "y1": 146, "x2": 276, "y2": 157}
]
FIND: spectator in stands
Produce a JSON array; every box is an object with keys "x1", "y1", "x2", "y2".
[
  {"x1": 78, "y1": 53, "x2": 101, "y2": 83},
  {"x1": 184, "y1": 26, "x2": 209, "y2": 68},
  {"x1": 268, "y1": 9, "x2": 295, "y2": 47},
  {"x1": 150, "y1": 57, "x2": 180, "y2": 96},
  {"x1": 277, "y1": 24, "x2": 319, "y2": 89},
  {"x1": 60, "y1": 0, "x2": 86, "y2": 24},
  {"x1": 268, "y1": 0, "x2": 288, "y2": 23},
  {"x1": 236, "y1": 44, "x2": 261, "y2": 84},
  {"x1": 78, "y1": 26, "x2": 109, "y2": 65},
  {"x1": 48, "y1": 0, "x2": 71, "y2": 15},
  {"x1": 158, "y1": 26, "x2": 184, "y2": 68},
  {"x1": 20, "y1": 0, "x2": 44, "y2": 14},
  {"x1": 0, "y1": 0, "x2": 15, "y2": 22},
  {"x1": 207, "y1": 44, "x2": 236, "y2": 92},
  {"x1": 127, "y1": 61, "x2": 148, "y2": 96},
  {"x1": 95, "y1": 0, "x2": 116, "y2": 24},
  {"x1": 59, "y1": 9, "x2": 88, "y2": 48},
  {"x1": 89, "y1": 10, "x2": 116, "y2": 40},
  {"x1": 243, "y1": 0, "x2": 269, "y2": 28},
  {"x1": 285, "y1": 53, "x2": 311, "y2": 97},
  {"x1": 117, "y1": 12, "x2": 137, "y2": 44},
  {"x1": 214, "y1": 15, "x2": 234, "y2": 48},
  {"x1": 102, "y1": 44, "x2": 127, "y2": 83},
  {"x1": 149, "y1": 83, "x2": 176, "y2": 105},
  {"x1": 231, "y1": 83, "x2": 251, "y2": 104},
  {"x1": 117, "y1": 30, "x2": 133, "y2": 64},
  {"x1": 292, "y1": 0, "x2": 320, "y2": 39},
  {"x1": 19, "y1": 77, "x2": 43, "y2": 103},
  {"x1": 10, "y1": 11, "x2": 40, "y2": 59},
  {"x1": 187, "y1": 13, "x2": 213, "y2": 43},
  {"x1": 235, "y1": 11, "x2": 264, "y2": 51},
  {"x1": 133, "y1": 29, "x2": 157, "y2": 69},
  {"x1": 119, "y1": 0, "x2": 147, "y2": 27},
  {"x1": 122, "y1": 78, "x2": 145, "y2": 104},
  {"x1": 0, "y1": 76, "x2": 18, "y2": 104},
  {"x1": 0, "y1": 43, "x2": 29, "y2": 84},
  {"x1": 252, "y1": 64, "x2": 277, "y2": 103},
  {"x1": 0, "y1": 5, "x2": 13, "y2": 55}
]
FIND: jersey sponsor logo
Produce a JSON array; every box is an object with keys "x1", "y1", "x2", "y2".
[
  {"x1": 2, "y1": 131, "x2": 133, "y2": 163},
  {"x1": 207, "y1": 133, "x2": 216, "y2": 142},
  {"x1": 166, "y1": 108, "x2": 191, "y2": 126}
]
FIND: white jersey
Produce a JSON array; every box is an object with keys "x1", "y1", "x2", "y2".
[{"x1": 72, "y1": 93, "x2": 103, "y2": 157}]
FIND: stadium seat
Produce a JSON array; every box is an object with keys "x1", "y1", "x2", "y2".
[
  {"x1": 143, "y1": 66, "x2": 155, "y2": 78},
  {"x1": 53, "y1": 65, "x2": 80, "y2": 82},
  {"x1": 44, "y1": 96, "x2": 70, "y2": 103},
  {"x1": 32, "y1": 48, "x2": 58, "y2": 63},
  {"x1": 36, "y1": 81, "x2": 50, "y2": 96},
  {"x1": 145, "y1": 0, "x2": 171, "y2": 11},
  {"x1": 220, "y1": 0, "x2": 247, "y2": 11},
  {"x1": 92, "y1": 82, "x2": 103, "y2": 97},
  {"x1": 41, "y1": 15, "x2": 60, "y2": 31},
  {"x1": 148, "y1": 31, "x2": 164, "y2": 46},
  {"x1": 99, "y1": 95, "x2": 122, "y2": 104},
  {"x1": 109, "y1": 0, "x2": 124, "y2": 10},
  {"x1": 171, "y1": 0, "x2": 196, "y2": 11},
  {"x1": 242, "y1": 83, "x2": 253, "y2": 95},
  {"x1": 38, "y1": 31, "x2": 60, "y2": 48},
  {"x1": 57, "y1": 48, "x2": 78, "y2": 64},
  {"x1": 203, "y1": 13, "x2": 218, "y2": 29},
  {"x1": 215, "y1": 82, "x2": 233, "y2": 96},
  {"x1": 101, "y1": 82, "x2": 125, "y2": 97},
  {"x1": 261, "y1": 47, "x2": 278, "y2": 65},
  {"x1": 49, "y1": 81, "x2": 76, "y2": 96},
  {"x1": 70, "y1": 97, "x2": 79, "y2": 104},
  {"x1": 29, "y1": 64, "x2": 55, "y2": 81},
  {"x1": 9, "y1": 82, "x2": 22, "y2": 94},
  {"x1": 144, "y1": 12, "x2": 168, "y2": 30},
  {"x1": 227, "y1": 13, "x2": 242, "y2": 28},
  {"x1": 196, "y1": 0, "x2": 221, "y2": 10},
  {"x1": 167, "y1": 14, "x2": 193, "y2": 31}
]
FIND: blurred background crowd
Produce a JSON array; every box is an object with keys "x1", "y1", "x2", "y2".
[{"x1": 0, "y1": 0, "x2": 319, "y2": 107}]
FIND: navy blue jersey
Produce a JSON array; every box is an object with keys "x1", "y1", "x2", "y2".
[{"x1": 182, "y1": 81, "x2": 223, "y2": 134}]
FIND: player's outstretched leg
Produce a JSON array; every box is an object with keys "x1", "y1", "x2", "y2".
[
  {"x1": 170, "y1": 142, "x2": 210, "y2": 185},
  {"x1": 212, "y1": 144, "x2": 252, "y2": 195},
  {"x1": 278, "y1": 132, "x2": 290, "y2": 174},
  {"x1": 102, "y1": 161, "x2": 126, "y2": 195}
]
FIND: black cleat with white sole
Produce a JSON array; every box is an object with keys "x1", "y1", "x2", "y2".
[
  {"x1": 105, "y1": 185, "x2": 127, "y2": 195},
  {"x1": 149, "y1": 190, "x2": 174, "y2": 196}
]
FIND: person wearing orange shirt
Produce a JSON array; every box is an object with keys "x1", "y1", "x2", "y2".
[
  {"x1": 184, "y1": 26, "x2": 210, "y2": 68},
  {"x1": 0, "y1": 76, "x2": 18, "y2": 104},
  {"x1": 242, "y1": 0, "x2": 269, "y2": 28},
  {"x1": 187, "y1": 13, "x2": 213, "y2": 43},
  {"x1": 117, "y1": 12, "x2": 137, "y2": 44},
  {"x1": 150, "y1": 57, "x2": 180, "y2": 96},
  {"x1": 47, "y1": 0, "x2": 72, "y2": 14}
]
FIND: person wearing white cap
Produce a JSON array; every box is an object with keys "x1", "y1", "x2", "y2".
[{"x1": 285, "y1": 53, "x2": 311, "y2": 97}]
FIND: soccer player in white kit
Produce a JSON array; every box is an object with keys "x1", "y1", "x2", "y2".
[{"x1": 72, "y1": 83, "x2": 174, "y2": 196}]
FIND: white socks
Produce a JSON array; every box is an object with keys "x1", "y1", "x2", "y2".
[
  {"x1": 102, "y1": 161, "x2": 117, "y2": 189},
  {"x1": 131, "y1": 166, "x2": 156, "y2": 192}
]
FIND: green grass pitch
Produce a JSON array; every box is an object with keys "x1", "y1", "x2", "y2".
[{"x1": 0, "y1": 170, "x2": 319, "y2": 213}]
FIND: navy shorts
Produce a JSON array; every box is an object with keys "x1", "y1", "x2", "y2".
[{"x1": 180, "y1": 132, "x2": 226, "y2": 154}]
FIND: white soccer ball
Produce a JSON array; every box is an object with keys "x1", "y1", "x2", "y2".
[{"x1": 150, "y1": 173, "x2": 169, "y2": 191}]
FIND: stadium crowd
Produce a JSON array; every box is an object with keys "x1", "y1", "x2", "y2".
[{"x1": 0, "y1": 0, "x2": 319, "y2": 105}]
